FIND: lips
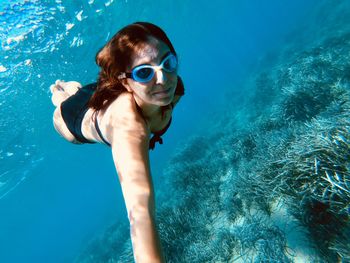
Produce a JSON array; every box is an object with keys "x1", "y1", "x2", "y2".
[{"x1": 153, "y1": 88, "x2": 171, "y2": 95}]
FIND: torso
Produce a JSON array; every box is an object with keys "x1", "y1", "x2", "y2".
[
  {"x1": 145, "y1": 106, "x2": 172, "y2": 133},
  {"x1": 80, "y1": 92, "x2": 175, "y2": 145}
]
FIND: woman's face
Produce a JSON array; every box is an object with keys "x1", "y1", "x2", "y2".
[{"x1": 122, "y1": 37, "x2": 178, "y2": 107}]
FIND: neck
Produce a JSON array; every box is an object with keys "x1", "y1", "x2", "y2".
[{"x1": 133, "y1": 95, "x2": 162, "y2": 119}]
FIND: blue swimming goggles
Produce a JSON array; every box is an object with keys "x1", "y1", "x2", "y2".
[{"x1": 118, "y1": 52, "x2": 178, "y2": 83}]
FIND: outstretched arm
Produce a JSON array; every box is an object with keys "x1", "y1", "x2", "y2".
[{"x1": 106, "y1": 95, "x2": 165, "y2": 263}]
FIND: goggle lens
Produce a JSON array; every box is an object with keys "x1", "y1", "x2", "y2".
[
  {"x1": 163, "y1": 54, "x2": 177, "y2": 72},
  {"x1": 134, "y1": 67, "x2": 153, "y2": 81}
]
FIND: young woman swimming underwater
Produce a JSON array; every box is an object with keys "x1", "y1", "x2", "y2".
[{"x1": 50, "y1": 22, "x2": 184, "y2": 263}]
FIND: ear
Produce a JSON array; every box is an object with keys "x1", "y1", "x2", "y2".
[{"x1": 120, "y1": 78, "x2": 132, "y2": 92}]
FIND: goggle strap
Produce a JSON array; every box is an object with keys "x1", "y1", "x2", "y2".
[
  {"x1": 117, "y1": 72, "x2": 132, "y2": 80},
  {"x1": 117, "y1": 73, "x2": 126, "y2": 80}
]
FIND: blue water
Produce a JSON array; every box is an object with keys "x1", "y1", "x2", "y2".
[{"x1": 1, "y1": 0, "x2": 345, "y2": 262}]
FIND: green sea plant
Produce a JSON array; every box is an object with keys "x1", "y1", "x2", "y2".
[
  {"x1": 231, "y1": 214, "x2": 292, "y2": 263},
  {"x1": 76, "y1": 221, "x2": 131, "y2": 263},
  {"x1": 267, "y1": 111, "x2": 350, "y2": 261}
]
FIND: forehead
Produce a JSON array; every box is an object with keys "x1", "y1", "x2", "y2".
[{"x1": 130, "y1": 38, "x2": 171, "y2": 68}]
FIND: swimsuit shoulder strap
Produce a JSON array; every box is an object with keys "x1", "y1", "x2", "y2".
[
  {"x1": 94, "y1": 112, "x2": 111, "y2": 147},
  {"x1": 134, "y1": 101, "x2": 174, "y2": 150}
]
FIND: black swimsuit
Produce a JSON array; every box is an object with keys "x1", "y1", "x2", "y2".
[
  {"x1": 60, "y1": 83, "x2": 96, "y2": 144},
  {"x1": 60, "y1": 83, "x2": 175, "y2": 150}
]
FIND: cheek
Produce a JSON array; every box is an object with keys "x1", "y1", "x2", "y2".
[
  {"x1": 169, "y1": 75, "x2": 178, "y2": 88},
  {"x1": 166, "y1": 72, "x2": 177, "y2": 83},
  {"x1": 126, "y1": 80, "x2": 147, "y2": 94},
  {"x1": 137, "y1": 84, "x2": 154, "y2": 97}
]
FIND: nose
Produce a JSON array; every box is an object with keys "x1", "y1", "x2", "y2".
[{"x1": 155, "y1": 69, "x2": 167, "y2": 84}]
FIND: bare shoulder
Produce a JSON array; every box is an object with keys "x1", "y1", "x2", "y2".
[
  {"x1": 103, "y1": 92, "x2": 148, "y2": 133},
  {"x1": 102, "y1": 93, "x2": 150, "y2": 150}
]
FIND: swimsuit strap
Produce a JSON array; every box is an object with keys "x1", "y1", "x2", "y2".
[
  {"x1": 149, "y1": 117, "x2": 172, "y2": 150},
  {"x1": 94, "y1": 112, "x2": 111, "y2": 147},
  {"x1": 134, "y1": 102, "x2": 173, "y2": 150},
  {"x1": 149, "y1": 134, "x2": 163, "y2": 150}
]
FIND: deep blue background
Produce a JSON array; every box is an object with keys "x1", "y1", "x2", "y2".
[{"x1": 0, "y1": 1, "x2": 321, "y2": 262}]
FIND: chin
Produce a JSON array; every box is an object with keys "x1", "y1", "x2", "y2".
[
  {"x1": 156, "y1": 96, "x2": 174, "y2": 106},
  {"x1": 152, "y1": 89, "x2": 175, "y2": 106}
]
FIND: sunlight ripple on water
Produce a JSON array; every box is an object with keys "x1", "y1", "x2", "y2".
[{"x1": 0, "y1": 0, "x2": 119, "y2": 199}]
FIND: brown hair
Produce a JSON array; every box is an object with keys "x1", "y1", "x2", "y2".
[{"x1": 89, "y1": 22, "x2": 183, "y2": 111}]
